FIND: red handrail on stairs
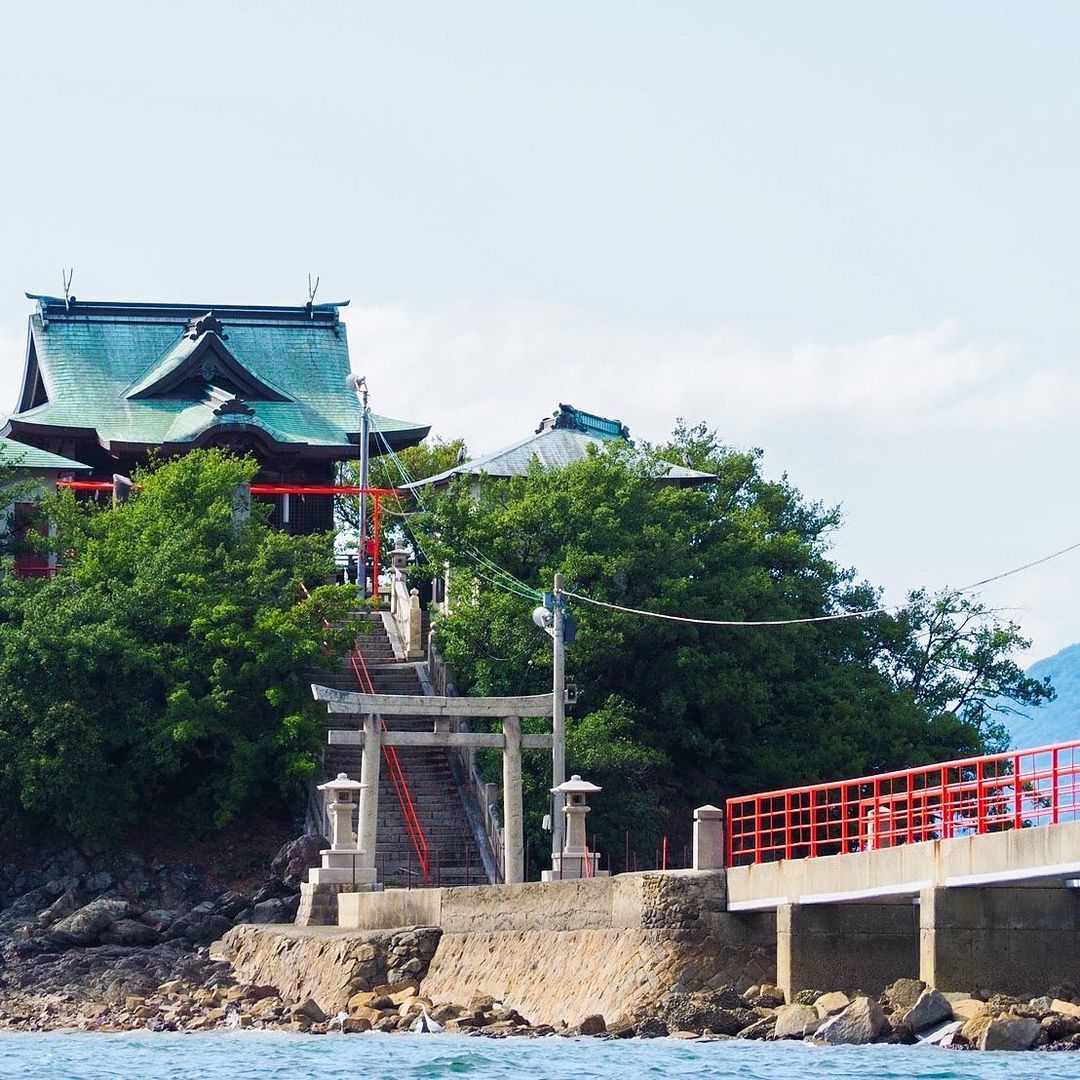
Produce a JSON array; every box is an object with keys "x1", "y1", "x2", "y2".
[
  {"x1": 301, "y1": 585, "x2": 431, "y2": 883},
  {"x1": 346, "y1": 638, "x2": 431, "y2": 883}
]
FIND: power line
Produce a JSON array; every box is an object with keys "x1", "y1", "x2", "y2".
[
  {"x1": 562, "y1": 591, "x2": 895, "y2": 626},
  {"x1": 564, "y1": 534, "x2": 1080, "y2": 629}
]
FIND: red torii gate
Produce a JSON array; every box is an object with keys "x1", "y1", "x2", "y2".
[{"x1": 56, "y1": 479, "x2": 398, "y2": 587}]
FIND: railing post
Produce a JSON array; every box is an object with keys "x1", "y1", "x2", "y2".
[{"x1": 692, "y1": 805, "x2": 725, "y2": 870}]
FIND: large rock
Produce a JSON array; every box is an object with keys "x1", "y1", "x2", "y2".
[
  {"x1": 773, "y1": 1003, "x2": 819, "y2": 1039},
  {"x1": 99, "y1": 918, "x2": 161, "y2": 947},
  {"x1": 903, "y1": 989, "x2": 952, "y2": 1033},
  {"x1": 37, "y1": 889, "x2": 81, "y2": 926},
  {"x1": 250, "y1": 896, "x2": 300, "y2": 924},
  {"x1": 53, "y1": 898, "x2": 130, "y2": 941},
  {"x1": 883, "y1": 978, "x2": 925, "y2": 1012},
  {"x1": 657, "y1": 991, "x2": 755, "y2": 1035},
  {"x1": 951, "y1": 999, "x2": 989, "y2": 1022},
  {"x1": 815, "y1": 996, "x2": 888, "y2": 1046},
  {"x1": 814, "y1": 991, "x2": 851, "y2": 1019},
  {"x1": 980, "y1": 1015, "x2": 1040, "y2": 1051},
  {"x1": 271, "y1": 835, "x2": 328, "y2": 886}
]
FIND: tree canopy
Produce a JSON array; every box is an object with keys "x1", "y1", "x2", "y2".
[
  {"x1": 0, "y1": 450, "x2": 354, "y2": 843},
  {"x1": 417, "y1": 423, "x2": 1053, "y2": 864}
]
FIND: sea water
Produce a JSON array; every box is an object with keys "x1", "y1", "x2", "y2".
[{"x1": 2, "y1": 1032, "x2": 1080, "y2": 1080}]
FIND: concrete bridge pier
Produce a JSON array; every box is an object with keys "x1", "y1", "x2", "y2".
[
  {"x1": 920, "y1": 886, "x2": 1080, "y2": 997},
  {"x1": 777, "y1": 901, "x2": 919, "y2": 1002}
]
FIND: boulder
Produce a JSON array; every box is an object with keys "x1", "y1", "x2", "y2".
[
  {"x1": 99, "y1": 919, "x2": 161, "y2": 947},
  {"x1": 918, "y1": 1020, "x2": 964, "y2": 1046},
  {"x1": 883, "y1": 978, "x2": 925, "y2": 1012},
  {"x1": 815, "y1": 996, "x2": 888, "y2": 1046},
  {"x1": 1043, "y1": 1014, "x2": 1080, "y2": 1042},
  {"x1": 271, "y1": 835, "x2": 328, "y2": 886},
  {"x1": 979, "y1": 1015, "x2": 1040, "y2": 1051},
  {"x1": 250, "y1": 896, "x2": 300, "y2": 924},
  {"x1": 37, "y1": 889, "x2": 81, "y2": 926},
  {"x1": 84, "y1": 871, "x2": 113, "y2": 894},
  {"x1": 292, "y1": 998, "x2": 328, "y2": 1024},
  {"x1": 960, "y1": 1013, "x2": 994, "y2": 1046},
  {"x1": 1053, "y1": 1000, "x2": 1080, "y2": 1019},
  {"x1": 814, "y1": 991, "x2": 851, "y2": 1019},
  {"x1": 950, "y1": 999, "x2": 988, "y2": 1022},
  {"x1": 774, "y1": 1003, "x2": 820, "y2": 1040},
  {"x1": 658, "y1": 990, "x2": 755, "y2": 1035},
  {"x1": 737, "y1": 1016, "x2": 776, "y2": 1040},
  {"x1": 53, "y1": 898, "x2": 130, "y2": 941},
  {"x1": 577, "y1": 1014, "x2": 606, "y2": 1036},
  {"x1": 903, "y1": 989, "x2": 952, "y2": 1033},
  {"x1": 793, "y1": 989, "x2": 824, "y2": 1006},
  {"x1": 635, "y1": 1017, "x2": 669, "y2": 1038}
]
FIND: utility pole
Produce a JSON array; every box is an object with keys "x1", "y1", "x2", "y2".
[
  {"x1": 552, "y1": 571, "x2": 567, "y2": 860},
  {"x1": 356, "y1": 377, "x2": 370, "y2": 599}
]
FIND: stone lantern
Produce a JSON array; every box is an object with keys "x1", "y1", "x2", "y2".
[
  {"x1": 321, "y1": 772, "x2": 363, "y2": 851},
  {"x1": 542, "y1": 775, "x2": 609, "y2": 881},
  {"x1": 305, "y1": 773, "x2": 377, "y2": 888}
]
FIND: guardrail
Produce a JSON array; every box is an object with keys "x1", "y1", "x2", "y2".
[{"x1": 726, "y1": 739, "x2": 1080, "y2": 867}]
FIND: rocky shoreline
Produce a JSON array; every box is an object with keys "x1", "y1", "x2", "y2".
[{"x1": 2, "y1": 839, "x2": 1080, "y2": 1051}]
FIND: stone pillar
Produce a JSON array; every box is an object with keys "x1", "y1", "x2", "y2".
[
  {"x1": 920, "y1": 886, "x2": 1080, "y2": 996},
  {"x1": 502, "y1": 715, "x2": 524, "y2": 884},
  {"x1": 408, "y1": 588, "x2": 423, "y2": 659},
  {"x1": 358, "y1": 713, "x2": 382, "y2": 870},
  {"x1": 693, "y1": 805, "x2": 725, "y2": 870},
  {"x1": 777, "y1": 902, "x2": 919, "y2": 1002}
]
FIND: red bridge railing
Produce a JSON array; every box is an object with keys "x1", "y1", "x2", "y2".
[{"x1": 726, "y1": 739, "x2": 1080, "y2": 867}]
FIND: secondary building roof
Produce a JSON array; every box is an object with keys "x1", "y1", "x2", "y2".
[
  {"x1": 408, "y1": 403, "x2": 717, "y2": 489},
  {"x1": 4, "y1": 295, "x2": 428, "y2": 461},
  {"x1": 0, "y1": 436, "x2": 91, "y2": 473}
]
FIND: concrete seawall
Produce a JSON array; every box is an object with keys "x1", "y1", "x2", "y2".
[
  {"x1": 215, "y1": 871, "x2": 776, "y2": 1027},
  {"x1": 345, "y1": 872, "x2": 776, "y2": 1026}
]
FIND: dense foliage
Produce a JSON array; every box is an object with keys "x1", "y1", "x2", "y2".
[
  {"x1": 0, "y1": 450, "x2": 355, "y2": 843},
  {"x1": 419, "y1": 424, "x2": 1053, "y2": 864}
]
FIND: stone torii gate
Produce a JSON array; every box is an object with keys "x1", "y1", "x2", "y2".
[{"x1": 310, "y1": 685, "x2": 556, "y2": 884}]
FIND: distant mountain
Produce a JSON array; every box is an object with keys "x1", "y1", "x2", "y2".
[{"x1": 1004, "y1": 643, "x2": 1080, "y2": 750}]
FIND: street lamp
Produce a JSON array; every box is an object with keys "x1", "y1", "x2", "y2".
[{"x1": 346, "y1": 373, "x2": 369, "y2": 598}]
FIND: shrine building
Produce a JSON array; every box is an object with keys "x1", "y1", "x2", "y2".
[{"x1": 3, "y1": 294, "x2": 429, "y2": 533}]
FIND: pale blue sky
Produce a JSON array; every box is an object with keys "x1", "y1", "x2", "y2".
[{"x1": 1, "y1": 2, "x2": 1078, "y2": 657}]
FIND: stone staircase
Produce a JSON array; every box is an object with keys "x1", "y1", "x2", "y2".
[{"x1": 320, "y1": 613, "x2": 491, "y2": 887}]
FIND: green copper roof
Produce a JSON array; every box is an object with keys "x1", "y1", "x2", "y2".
[
  {"x1": 0, "y1": 436, "x2": 91, "y2": 472},
  {"x1": 409, "y1": 404, "x2": 718, "y2": 489},
  {"x1": 5, "y1": 296, "x2": 428, "y2": 454}
]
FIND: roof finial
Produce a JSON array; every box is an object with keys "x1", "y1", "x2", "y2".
[
  {"x1": 307, "y1": 273, "x2": 320, "y2": 317},
  {"x1": 61, "y1": 268, "x2": 74, "y2": 312}
]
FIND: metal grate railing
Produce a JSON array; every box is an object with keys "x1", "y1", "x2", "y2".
[{"x1": 726, "y1": 739, "x2": 1080, "y2": 866}]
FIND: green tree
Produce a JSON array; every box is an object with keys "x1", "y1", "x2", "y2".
[
  {"x1": 0, "y1": 449, "x2": 355, "y2": 843},
  {"x1": 419, "y1": 424, "x2": 1050, "y2": 866}
]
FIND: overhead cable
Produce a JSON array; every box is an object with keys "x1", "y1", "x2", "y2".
[{"x1": 564, "y1": 533, "x2": 1080, "y2": 628}]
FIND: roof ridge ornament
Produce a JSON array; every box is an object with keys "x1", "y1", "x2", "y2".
[
  {"x1": 186, "y1": 312, "x2": 229, "y2": 341},
  {"x1": 213, "y1": 395, "x2": 255, "y2": 419}
]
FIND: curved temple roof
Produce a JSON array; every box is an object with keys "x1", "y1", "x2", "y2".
[
  {"x1": 408, "y1": 403, "x2": 717, "y2": 490},
  {"x1": 4, "y1": 295, "x2": 429, "y2": 458}
]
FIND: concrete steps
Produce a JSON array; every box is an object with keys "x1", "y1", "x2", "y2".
[{"x1": 321, "y1": 612, "x2": 489, "y2": 887}]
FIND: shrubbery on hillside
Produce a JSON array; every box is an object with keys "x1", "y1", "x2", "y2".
[{"x1": 0, "y1": 450, "x2": 355, "y2": 843}]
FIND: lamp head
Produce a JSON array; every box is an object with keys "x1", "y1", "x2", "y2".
[{"x1": 533, "y1": 606, "x2": 554, "y2": 630}]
